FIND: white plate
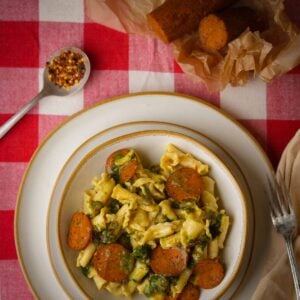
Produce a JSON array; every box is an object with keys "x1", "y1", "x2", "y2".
[
  {"x1": 16, "y1": 92, "x2": 273, "y2": 299},
  {"x1": 48, "y1": 129, "x2": 250, "y2": 300}
]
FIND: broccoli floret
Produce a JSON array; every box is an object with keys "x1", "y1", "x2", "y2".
[
  {"x1": 121, "y1": 252, "x2": 135, "y2": 275},
  {"x1": 81, "y1": 265, "x2": 90, "y2": 277},
  {"x1": 100, "y1": 230, "x2": 117, "y2": 243},
  {"x1": 132, "y1": 245, "x2": 151, "y2": 261},
  {"x1": 111, "y1": 166, "x2": 120, "y2": 182},
  {"x1": 82, "y1": 198, "x2": 101, "y2": 217},
  {"x1": 197, "y1": 234, "x2": 211, "y2": 250},
  {"x1": 118, "y1": 232, "x2": 132, "y2": 251},
  {"x1": 207, "y1": 211, "x2": 222, "y2": 238},
  {"x1": 93, "y1": 227, "x2": 118, "y2": 244},
  {"x1": 144, "y1": 274, "x2": 169, "y2": 297},
  {"x1": 108, "y1": 199, "x2": 121, "y2": 214}
]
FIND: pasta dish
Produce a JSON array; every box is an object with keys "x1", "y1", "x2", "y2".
[{"x1": 67, "y1": 144, "x2": 230, "y2": 299}]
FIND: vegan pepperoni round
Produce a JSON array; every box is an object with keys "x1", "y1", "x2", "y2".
[
  {"x1": 106, "y1": 149, "x2": 130, "y2": 172},
  {"x1": 93, "y1": 243, "x2": 134, "y2": 283},
  {"x1": 166, "y1": 167, "x2": 203, "y2": 202},
  {"x1": 178, "y1": 283, "x2": 200, "y2": 300},
  {"x1": 105, "y1": 148, "x2": 138, "y2": 183},
  {"x1": 150, "y1": 246, "x2": 187, "y2": 277},
  {"x1": 193, "y1": 258, "x2": 225, "y2": 289},
  {"x1": 67, "y1": 212, "x2": 92, "y2": 251},
  {"x1": 119, "y1": 160, "x2": 138, "y2": 183}
]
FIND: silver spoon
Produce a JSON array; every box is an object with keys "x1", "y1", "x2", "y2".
[{"x1": 0, "y1": 47, "x2": 91, "y2": 139}]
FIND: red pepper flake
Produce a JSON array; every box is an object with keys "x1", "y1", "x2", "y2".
[{"x1": 46, "y1": 50, "x2": 86, "y2": 90}]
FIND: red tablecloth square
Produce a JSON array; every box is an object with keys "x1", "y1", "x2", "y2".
[
  {"x1": 174, "y1": 73, "x2": 220, "y2": 107},
  {"x1": 38, "y1": 115, "x2": 67, "y2": 142},
  {"x1": 39, "y1": 22, "x2": 84, "y2": 67},
  {"x1": 288, "y1": 64, "x2": 300, "y2": 74},
  {"x1": 0, "y1": 210, "x2": 17, "y2": 259},
  {"x1": 174, "y1": 60, "x2": 184, "y2": 73},
  {"x1": 0, "y1": 162, "x2": 27, "y2": 210},
  {"x1": 0, "y1": 22, "x2": 38, "y2": 68},
  {"x1": 129, "y1": 35, "x2": 174, "y2": 72},
  {"x1": 0, "y1": 0, "x2": 38, "y2": 21},
  {"x1": 0, "y1": 114, "x2": 38, "y2": 162},
  {"x1": 267, "y1": 119, "x2": 300, "y2": 166},
  {"x1": 0, "y1": 68, "x2": 39, "y2": 114},
  {"x1": 84, "y1": 23, "x2": 129, "y2": 70},
  {"x1": 84, "y1": 70, "x2": 129, "y2": 107},
  {"x1": 0, "y1": 260, "x2": 34, "y2": 300},
  {"x1": 239, "y1": 119, "x2": 267, "y2": 150},
  {"x1": 267, "y1": 74, "x2": 300, "y2": 120}
]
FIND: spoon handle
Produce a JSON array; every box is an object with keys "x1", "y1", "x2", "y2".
[{"x1": 0, "y1": 89, "x2": 49, "y2": 139}]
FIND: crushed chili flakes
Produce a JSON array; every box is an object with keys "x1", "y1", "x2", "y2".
[{"x1": 46, "y1": 50, "x2": 86, "y2": 90}]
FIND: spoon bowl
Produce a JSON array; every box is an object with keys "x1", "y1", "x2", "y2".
[
  {"x1": 0, "y1": 47, "x2": 91, "y2": 139},
  {"x1": 43, "y1": 47, "x2": 91, "y2": 97}
]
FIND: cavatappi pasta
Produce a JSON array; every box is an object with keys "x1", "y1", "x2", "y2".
[{"x1": 67, "y1": 144, "x2": 230, "y2": 299}]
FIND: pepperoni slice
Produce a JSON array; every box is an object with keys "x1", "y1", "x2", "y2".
[
  {"x1": 150, "y1": 246, "x2": 187, "y2": 277},
  {"x1": 178, "y1": 283, "x2": 200, "y2": 300},
  {"x1": 105, "y1": 148, "x2": 137, "y2": 183},
  {"x1": 166, "y1": 167, "x2": 203, "y2": 202},
  {"x1": 67, "y1": 212, "x2": 92, "y2": 251},
  {"x1": 93, "y1": 243, "x2": 134, "y2": 282},
  {"x1": 193, "y1": 258, "x2": 224, "y2": 289}
]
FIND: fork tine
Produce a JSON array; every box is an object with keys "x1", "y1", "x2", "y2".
[
  {"x1": 278, "y1": 171, "x2": 293, "y2": 215},
  {"x1": 266, "y1": 176, "x2": 283, "y2": 217}
]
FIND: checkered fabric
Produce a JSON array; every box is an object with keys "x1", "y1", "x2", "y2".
[{"x1": 0, "y1": 0, "x2": 299, "y2": 298}]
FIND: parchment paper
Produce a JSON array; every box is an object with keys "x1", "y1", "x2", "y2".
[{"x1": 86, "y1": 0, "x2": 300, "y2": 91}]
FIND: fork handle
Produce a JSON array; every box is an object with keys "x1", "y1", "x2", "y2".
[{"x1": 286, "y1": 237, "x2": 300, "y2": 299}]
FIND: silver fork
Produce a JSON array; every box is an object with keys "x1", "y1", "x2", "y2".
[{"x1": 267, "y1": 172, "x2": 300, "y2": 299}]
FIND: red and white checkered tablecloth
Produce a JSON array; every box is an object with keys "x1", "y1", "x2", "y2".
[{"x1": 0, "y1": 0, "x2": 300, "y2": 299}]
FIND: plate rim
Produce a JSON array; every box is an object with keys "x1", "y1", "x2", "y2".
[
  {"x1": 46, "y1": 120, "x2": 255, "y2": 300},
  {"x1": 15, "y1": 91, "x2": 273, "y2": 299}
]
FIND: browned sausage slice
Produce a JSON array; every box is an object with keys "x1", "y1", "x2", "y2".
[
  {"x1": 166, "y1": 168, "x2": 203, "y2": 202},
  {"x1": 193, "y1": 258, "x2": 224, "y2": 289},
  {"x1": 67, "y1": 212, "x2": 92, "y2": 251},
  {"x1": 150, "y1": 246, "x2": 187, "y2": 276},
  {"x1": 105, "y1": 148, "x2": 137, "y2": 183},
  {"x1": 119, "y1": 160, "x2": 138, "y2": 183},
  {"x1": 178, "y1": 283, "x2": 200, "y2": 300},
  {"x1": 93, "y1": 243, "x2": 134, "y2": 282},
  {"x1": 106, "y1": 149, "x2": 130, "y2": 172}
]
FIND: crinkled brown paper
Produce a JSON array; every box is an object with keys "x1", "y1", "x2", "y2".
[{"x1": 86, "y1": 0, "x2": 300, "y2": 91}]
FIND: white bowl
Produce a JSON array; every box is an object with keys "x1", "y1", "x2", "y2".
[{"x1": 48, "y1": 130, "x2": 248, "y2": 300}]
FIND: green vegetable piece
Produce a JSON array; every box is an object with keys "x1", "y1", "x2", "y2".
[
  {"x1": 118, "y1": 232, "x2": 132, "y2": 251},
  {"x1": 81, "y1": 265, "x2": 90, "y2": 277},
  {"x1": 144, "y1": 274, "x2": 169, "y2": 297},
  {"x1": 121, "y1": 252, "x2": 135, "y2": 275},
  {"x1": 111, "y1": 166, "x2": 120, "y2": 182},
  {"x1": 132, "y1": 245, "x2": 151, "y2": 261},
  {"x1": 168, "y1": 276, "x2": 179, "y2": 285},
  {"x1": 98, "y1": 229, "x2": 118, "y2": 244},
  {"x1": 197, "y1": 234, "x2": 211, "y2": 250},
  {"x1": 108, "y1": 199, "x2": 121, "y2": 214},
  {"x1": 207, "y1": 211, "x2": 222, "y2": 239},
  {"x1": 180, "y1": 201, "x2": 196, "y2": 213}
]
